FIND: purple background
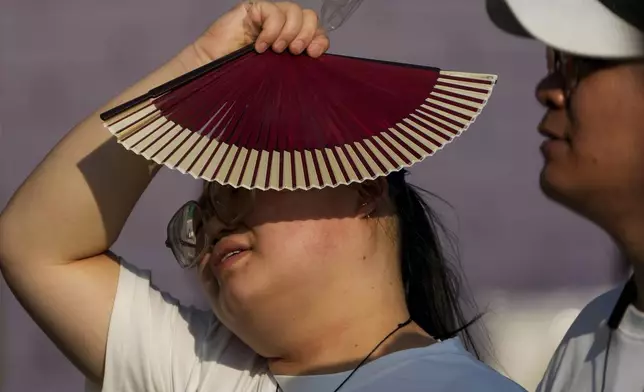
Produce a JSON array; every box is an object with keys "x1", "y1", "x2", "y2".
[{"x1": 0, "y1": 0, "x2": 623, "y2": 390}]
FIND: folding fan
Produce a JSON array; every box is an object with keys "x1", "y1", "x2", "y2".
[{"x1": 100, "y1": 44, "x2": 497, "y2": 191}]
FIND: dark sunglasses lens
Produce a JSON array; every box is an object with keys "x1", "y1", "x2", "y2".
[{"x1": 168, "y1": 203, "x2": 207, "y2": 268}]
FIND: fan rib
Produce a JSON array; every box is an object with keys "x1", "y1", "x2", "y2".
[
  {"x1": 408, "y1": 114, "x2": 454, "y2": 141},
  {"x1": 427, "y1": 94, "x2": 478, "y2": 114},
  {"x1": 293, "y1": 151, "x2": 306, "y2": 189},
  {"x1": 388, "y1": 127, "x2": 431, "y2": 159},
  {"x1": 416, "y1": 111, "x2": 462, "y2": 137},
  {"x1": 151, "y1": 127, "x2": 193, "y2": 163},
  {"x1": 226, "y1": 146, "x2": 246, "y2": 186},
  {"x1": 264, "y1": 151, "x2": 274, "y2": 189},
  {"x1": 436, "y1": 81, "x2": 489, "y2": 95},
  {"x1": 271, "y1": 151, "x2": 282, "y2": 190},
  {"x1": 282, "y1": 151, "x2": 292, "y2": 190},
  {"x1": 183, "y1": 136, "x2": 213, "y2": 175},
  {"x1": 417, "y1": 106, "x2": 465, "y2": 129},
  {"x1": 329, "y1": 148, "x2": 351, "y2": 184},
  {"x1": 405, "y1": 119, "x2": 449, "y2": 146},
  {"x1": 195, "y1": 139, "x2": 222, "y2": 180},
  {"x1": 109, "y1": 104, "x2": 157, "y2": 134},
  {"x1": 372, "y1": 135, "x2": 408, "y2": 167},
  {"x1": 239, "y1": 150, "x2": 258, "y2": 188},
  {"x1": 424, "y1": 100, "x2": 473, "y2": 122},
  {"x1": 352, "y1": 142, "x2": 381, "y2": 177},
  {"x1": 363, "y1": 138, "x2": 396, "y2": 172},
  {"x1": 305, "y1": 150, "x2": 322, "y2": 188},
  {"x1": 397, "y1": 123, "x2": 440, "y2": 152},
  {"x1": 122, "y1": 118, "x2": 171, "y2": 149},
  {"x1": 342, "y1": 145, "x2": 370, "y2": 179},
  {"x1": 313, "y1": 150, "x2": 332, "y2": 187},
  {"x1": 165, "y1": 132, "x2": 202, "y2": 169},
  {"x1": 278, "y1": 152, "x2": 285, "y2": 190},
  {"x1": 215, "y1": 145, "x2": 236, "y2": 183},
  {"x1": 202, "y1": 142, "x2": 227, "y2": 180},
  {"x1": 335, "y1": 147, "x2": 360, "y2": 182},
  {"x1": 251, "y1": 151, "x2": 266, "y2": 188},
  {"x1": 118, "y1": 111, "x2": 165, "y2": 142},
  {"x1": 434, "y1": 87, "x2": 487, "y2": 103},
  {"x1": 382, "y1": 130, "x2": 421, "y2": 161},
  {"x1": 138, "y1": 124, "x2": 182, "y2": 159}
]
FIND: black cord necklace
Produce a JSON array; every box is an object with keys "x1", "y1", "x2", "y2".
[
  {"x1": 601, "y1": 277, "x2": 636, "y2": 392},
  {"x1": 273, "y1": 318, "x2": 413, "y2": 392}
]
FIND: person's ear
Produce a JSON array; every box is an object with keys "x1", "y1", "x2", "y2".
[{"x1": 354, "y1": 177, "x2": 388, "y2": 218}]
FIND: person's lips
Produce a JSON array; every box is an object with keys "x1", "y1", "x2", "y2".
[{"x1": 209, "y1": 237, "x2": 251, "y2": 273}]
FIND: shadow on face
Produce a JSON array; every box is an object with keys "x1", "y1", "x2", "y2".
[
  {"x1": 190, "y1": 178, "x2": 402, "y2": 343},
  {"x1": 197, "y1": 178, "x2": 395, "y2": 227}
]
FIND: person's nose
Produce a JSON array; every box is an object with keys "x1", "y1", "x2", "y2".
[
  {"x1": 535, "y1": 72, "x2": 567, "y2": 110},
  {"x1": 208, "y1": 217, "x2": 240, "y2": 242}
]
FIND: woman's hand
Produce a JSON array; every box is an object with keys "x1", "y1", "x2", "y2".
[{"x1": 179, "y1": 1, "x2": 331, "y2": 71}]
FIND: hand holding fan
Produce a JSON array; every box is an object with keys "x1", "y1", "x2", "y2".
[{"x1": 100, "y1": 4, "x2": 497, "y2": 191}]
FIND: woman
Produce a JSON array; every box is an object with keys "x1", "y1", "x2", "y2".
[{"x1": 0, "y1": 1, "x2": 524, "y2": 391}]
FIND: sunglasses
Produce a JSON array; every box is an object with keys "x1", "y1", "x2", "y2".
[
  {"x1": 165, "y1": 185, "x2": 256, "y2": 269},
  {"x1": 547, "y1": 48, "x2": 626, "y2": 98}
]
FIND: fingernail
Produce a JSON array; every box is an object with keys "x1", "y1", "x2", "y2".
[
  {"x1": 256, "y1": 41, "x2": 268, "y2": 52},
  {"x1": 290, "y1": 39, "x2": 304, "y2": 54},
  {"x1": 273, "y1": 40, "x2": 286, "y2": 52},
  {"x1": 308, "y1": 43, "x2": 322, "y2": 57}
]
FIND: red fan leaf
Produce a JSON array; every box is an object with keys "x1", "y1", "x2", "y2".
[{"x1": 102, "y1": 46, "x2": 497, "y2": 191}]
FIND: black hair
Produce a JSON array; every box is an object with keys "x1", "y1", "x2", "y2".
[{"x1": 387, "y1": 170, "x2": 483, "y2": 358}]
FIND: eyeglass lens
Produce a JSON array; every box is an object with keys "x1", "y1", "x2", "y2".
[
  {"x1": 548, "y1": 48, "x2": 581, "y2": 96},
  {"x1": 206, "y1": 184, "x2": 254, "y2": 226},
  {"x1": 167, "y1": 185, "x2": 255, "y2": 268},
  {"x1": 168, "y1": 202, "x2": 208, "y2": 268}
]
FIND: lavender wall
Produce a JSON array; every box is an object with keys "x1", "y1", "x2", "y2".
[{"x1": 0, "y1": 0, "x2": 622, "y2": 391}]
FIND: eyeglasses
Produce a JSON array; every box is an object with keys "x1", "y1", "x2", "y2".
[
  {"x1": 165, "y1": 185, "x2": 255, "y2": 269},
  {"x1": 547, "y1": 48, "x2": 623, "y2": 99}
]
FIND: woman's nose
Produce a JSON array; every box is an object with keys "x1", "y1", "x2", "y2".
[{"x1": 208, "y1": 217, "x2": 239, "y2": 241}]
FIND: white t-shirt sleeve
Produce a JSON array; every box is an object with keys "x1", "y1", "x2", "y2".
[{"x1": 86, "y1": 258, "x2": 215, "y2": 392}]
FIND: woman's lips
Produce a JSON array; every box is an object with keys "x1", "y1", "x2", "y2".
[{"x1": 209, "y1": 249, "x2": 251, "y2": 275}]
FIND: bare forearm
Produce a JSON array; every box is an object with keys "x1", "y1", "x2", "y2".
[{"x1": 0, "y1": 46, "x2": 205, "y2": 266}]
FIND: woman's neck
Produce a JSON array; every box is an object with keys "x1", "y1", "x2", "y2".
[{"x1": 266, "y1": 310, "x2": 435, "y2": 376}]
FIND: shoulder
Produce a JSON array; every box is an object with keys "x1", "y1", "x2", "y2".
[
  {"x1": 412, "y1": 339, "x2": 527, "y2": 391},
  {"x1": 535, "y1": 283, "x2": 626, "y2": 392},
  {"x1": 98, "y1": 256, "x2": 260, "y2": 392},
  {"x1": 563, "y1": 284, "x2": 624, "y2": 340}
]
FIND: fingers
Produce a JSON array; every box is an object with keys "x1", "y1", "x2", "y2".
[
  {"x1": 271, "y1": 2, "x2": 304, "y2": 53},
  {"x1": 307, "y1": 28, "x2": 330, "y2": 58},
  {"x1": 290, "y1": 9, "x2": 319, "y2": 55},
  {"x1": 248, "y1": 1, "x2": 329, "y2": 57},
  {"x1": 248, "y1": 2, "x2": 286, "y2": 52}
]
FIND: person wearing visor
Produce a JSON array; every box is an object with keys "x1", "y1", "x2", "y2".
[
  {"x1": 0, "y1": 1, "x2": 524, "y2": 391},
  {"x1": 487, "y1": 1, "x2": 644, "y2": 391}
]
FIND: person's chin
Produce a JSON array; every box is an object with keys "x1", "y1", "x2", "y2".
[
  {"x1": 539, "y1": 164, "x2": 594, "y2": 219},
  {"x1": 539, "y1": 164, "x2": 574, "y2": 205}
]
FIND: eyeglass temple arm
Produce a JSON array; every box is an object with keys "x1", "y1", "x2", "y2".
[{"x1": 320, "y1": 0, "x2": 365, "y2": 32}]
